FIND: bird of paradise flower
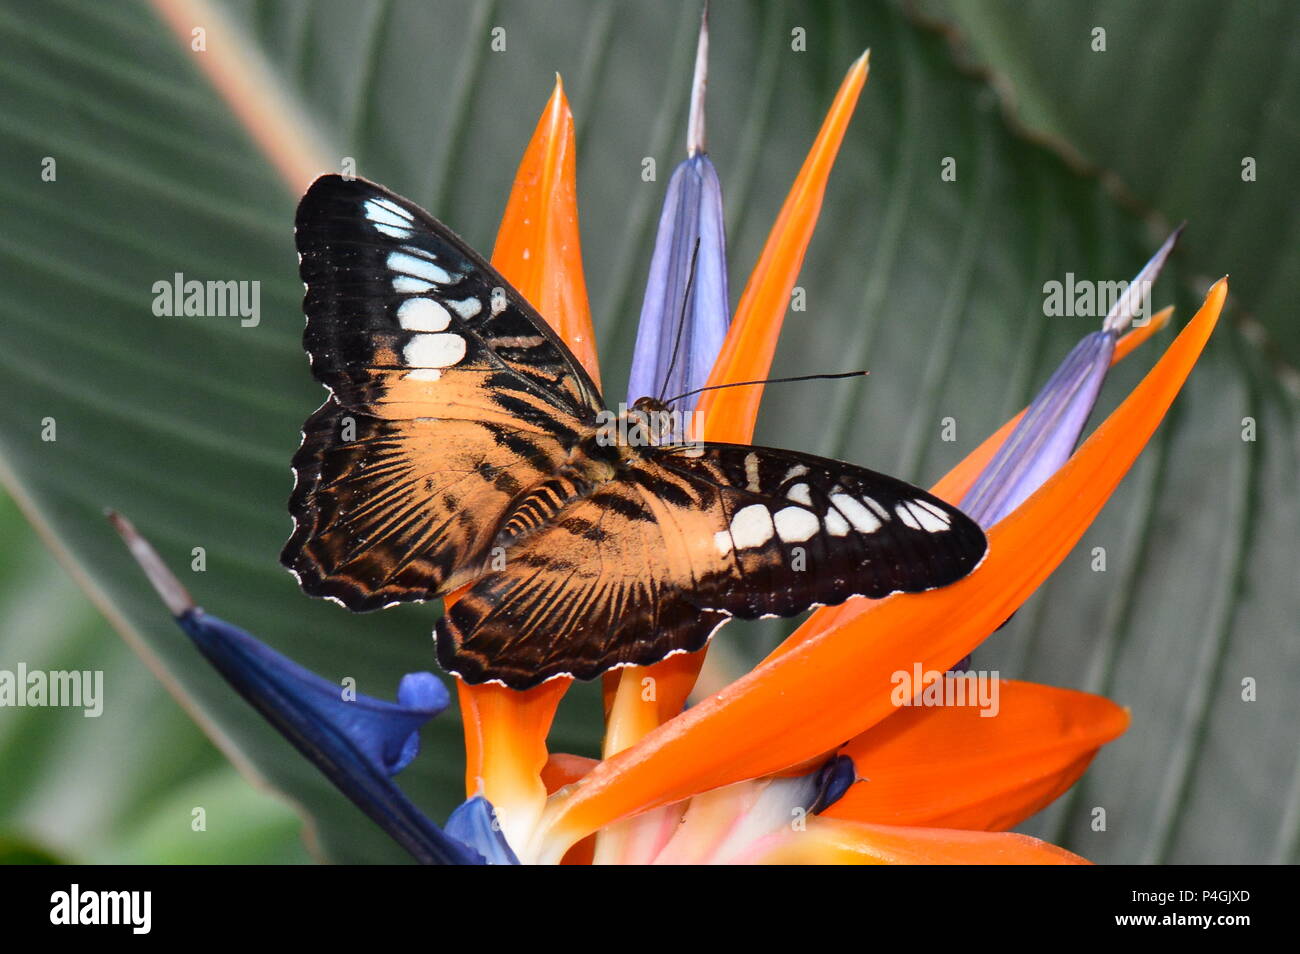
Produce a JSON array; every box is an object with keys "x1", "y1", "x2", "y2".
[{"x1": 114, "y1": 11, "x2": 1226, "y2": 865}]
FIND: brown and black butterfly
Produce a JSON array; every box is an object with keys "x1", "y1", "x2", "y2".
[{"x1": 284, "y1": 175, "x2": 987, "y2": 690}]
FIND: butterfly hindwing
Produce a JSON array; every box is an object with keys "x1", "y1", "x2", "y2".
[
  {"x1": 437, "y1": 441, "x2": 986, "y2": 688},
  {"x1": 283, "y1": 175, "x2": 602, "y2": 608},
  {"x1": 436, "y1": 475, "x2": 733, "y2": 688}
]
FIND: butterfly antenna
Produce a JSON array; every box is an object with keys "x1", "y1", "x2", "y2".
[
  {"x1": 657, "y1": 237, "x2": 703, "y2": 405},
  {"x1": 663, "y1": 369, "x2": 868, "y2": 407}
]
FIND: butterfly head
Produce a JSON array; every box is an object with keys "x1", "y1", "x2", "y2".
[{"x1": 622, "y1": 395, "x2": 693, "y2": 447}]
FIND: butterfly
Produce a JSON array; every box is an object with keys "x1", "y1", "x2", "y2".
[{"x1": 283, "y1": 175, "x2": 988, "y2": 690}]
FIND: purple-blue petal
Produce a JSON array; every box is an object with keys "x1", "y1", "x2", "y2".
[
  {"x1": 961, "y1": 229, "x2": 1181, "y2": 529},
  {"x1": 961, "y1": 330, "x2": 1115, "y2": 527},
  {"x1": 176, "y1": 608, "x2": 480, "y2": 865},
  {"x1": 809, "y1": 754, "x2": 857, "y2": 815},
  {"x1": 628, "y1": 152, "x2": 730, "y2": 411},
  {"x1": 390, "y1": 671, "x2": 447, "y2": 774},
  {"x1": 445, "y1": 796, "x2": 520, "y2": 865}
]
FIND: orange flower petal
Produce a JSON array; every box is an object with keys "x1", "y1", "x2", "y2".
[
  {"x1": 535, "y1": 280, "x2": 1225, "y2": 861},
  {"x1": 455, "y1": 76, "x2": 594, "y2": 847},
  {"x1": 603, "y1": 653, "x2": 705, "y2": 752},
  {"x1": 695, "y1": 51, "x2": 869, "y2": 444},
  {"x1": 824, "y1": 680, "x2": 1129, "y2": 830},
  {"x1": 598, "y1": 654, "x2": 704, "y2": 860},
  {"x1": 456, "y1": 678, "x2": 567, "y2": 848},
  {"x1": 542, "y1": 753, "x2": 599, "y2": 794},
  {"x1": 1113, "y1": 304, "x2": 1173, "y2": 364},
  {"x1": 736, "y1": 818, "x2": 1091, "y2": 865},
  {"x1": 540, "y1": 755, "x2": 600, "y2": 865},
  {"x1": 490, "y1": 75, "x2": 601, "y2": 388}
]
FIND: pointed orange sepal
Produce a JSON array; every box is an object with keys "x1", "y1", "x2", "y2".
[
  {"x1": 824, "y1": 680, "x2": 1130, "y2": 830},
  {"x1": 1113, "y1": 304, "x2": 1172, "y2": 363},
  {"x1": 736, "y1": 818, "x2": 1091, "y2": 864},
  {"x1": 534, "y1": 281, "x2": 1225, "y2": 860},
  {"x1": 695, "y1": 51, "x2": 869, "y2": 444},
  {"x1": 490, "y1": 75, "x2": 601, "y2": 387}
]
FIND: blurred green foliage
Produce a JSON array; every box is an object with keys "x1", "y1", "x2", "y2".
[{"x1": 0, "y1": 0, "x2": 1295, "y2": 863}]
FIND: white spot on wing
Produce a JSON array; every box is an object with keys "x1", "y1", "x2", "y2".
[
  {"x1": 365, "y1": 198, "x2": 414, "y2": 227},
  {"x1": 397, "y1": 298, "x2": 451, "y2": 332},
  {"x1": 388, "y1": 250, "x2": 451, "y2": 285},
  {"x1": 392, "y1": 275, "x2": 435, "y2": 293},
  {"x1": 729, "y1": 504, "x2": 774, "y2": 549},
  {"x1": 449, "y1": 297, "x2": 482, "y2": 319},
  {"x1": 830, "y1": 493, "x2": 882, "y2": 533},
  {"x1": 898, "y1": 500, "x2": 950, "y2": 532},
  {"x1": 913, "y1": 498, "x2": 952, "y2": 526},
  {"x1": 824, "y1": 509, "x2": 850, "y2": 536},
  {"x1": 406, "y1": 368, "x2": 442, "y2": 382},
  {"x1": 895, "y1": 502, "x2": 921, "y2": 530},
  {"x1": 862, "y1": 496, "x2": 891, "y2": 521},
  {"x1": 744, "y1": 453, "x2": 761, "y2": 492},
  {"x1": 404, "y1": 333, "x2": 466, "y2": 368},
  {"x1": 774, "y1": 506, "x2": 819, "y2": 543},
  {"x1": 373, "y1": 223, "x2": 412, "y2": 239},
  {"x1": 713, "y1": 529, "x2": 734, "y2": 556},
  {"x1": 787, "y1": 482, "x2": 812, "y2": 505}
]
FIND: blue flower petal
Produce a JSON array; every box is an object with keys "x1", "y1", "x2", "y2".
[
  {"x1": 177, "y1": 609, "x2": 448, "y2": 778},
  {"x1": 445, "y1": 796, "x2": 521, "y2": 865},
  {"x1": 628, "y1": 12, "x2": 729, "y2": 415},
  {"x1": 961, "y1": 330, "x2": 1115, "y2": 527},
  {"x1": 809, "y1": 754, "x2": 857, "y2": 815},
  {"x1": 177, "y1": 608, "x2": 481, "y2": 865},
  {"x1": 391, "y1": 672, "x2": 447, "y2": 773},
  {"x1": 628, "y1": 153, "x2": 731, "y2": 412},
  {"x1": 109, "y1": 510, "x2": 483, "y2": 864}
]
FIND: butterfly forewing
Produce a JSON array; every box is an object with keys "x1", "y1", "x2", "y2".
[
  {"x1": 284, "y1": 175, "x2": 602, "y2": 608},
  {"x1": 658, "y1": 443, "x2": 987, "y2": 611}
]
